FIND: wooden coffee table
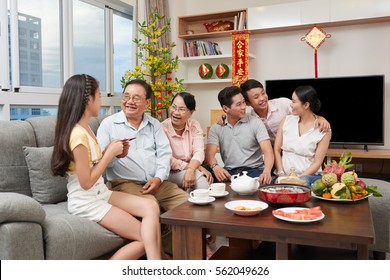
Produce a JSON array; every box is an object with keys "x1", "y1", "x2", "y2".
[{"x1": 160, "y1": 186, "x2": 375, "y2": 260}]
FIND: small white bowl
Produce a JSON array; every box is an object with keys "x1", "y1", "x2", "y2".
[{"x1": 224, "y1": 200, "x2": 268, "y2": 216}]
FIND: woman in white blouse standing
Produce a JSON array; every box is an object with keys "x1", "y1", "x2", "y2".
[{"x1": 274, "y1": 85, "x2": 331, "y2": 186}]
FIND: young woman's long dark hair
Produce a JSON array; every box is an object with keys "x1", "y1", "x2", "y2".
[
  {"x1": 294, "y1": 85, "x2": 321, "y2": 114},
  {"x1": 51, "y1": 74, "x2": 99, "y2": 177}
]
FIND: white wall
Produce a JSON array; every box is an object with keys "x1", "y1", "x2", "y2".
[{"x1": 168, "y1": 0, "x2": 390, "y2": 149}]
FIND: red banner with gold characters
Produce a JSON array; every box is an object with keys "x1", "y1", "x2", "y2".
[{"x1": 231, "y1": 31, "x2": 249, "y2": 86}]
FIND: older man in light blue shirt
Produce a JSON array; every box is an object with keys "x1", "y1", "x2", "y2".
[
  {"x1": 97, "y1": 79, "x2": 189, "y2": 213},
  {"x1": 98, "y1": 110, "x2": 171, "y2": 182}
]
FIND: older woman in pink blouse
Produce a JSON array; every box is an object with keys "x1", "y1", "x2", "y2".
[{"x1": 162, "y1": 92, "x2": 213, "y2": 190}]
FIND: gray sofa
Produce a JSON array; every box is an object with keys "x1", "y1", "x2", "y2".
[
  {"x1": 0, "y1": 116, "x2": 389, "y2": 260},
  {"x1": 365, "y1": 178, "x2": 390, "y2": 258},
  {"x1": 0, "y1": 116, "x2": 126, "y2": 260}
]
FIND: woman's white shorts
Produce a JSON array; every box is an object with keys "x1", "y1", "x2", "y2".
[{"x1": 67, "y1": 176, "x2": 113, "y2": 222}]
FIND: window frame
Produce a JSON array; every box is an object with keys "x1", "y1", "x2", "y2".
[{"x1": 0, "y1": 0, "x2": 136, "y2": 120}]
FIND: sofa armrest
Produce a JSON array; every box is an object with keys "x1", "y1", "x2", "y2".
[
  {"x1": 363, "y1": 178, "x2": 390, "y2": 254},
  {"x1": 0, "y1": 192, "x2": 45, "y2": 224},
  {"x1": 0, "y1": 222, "x2": 45, "y2": 259}
]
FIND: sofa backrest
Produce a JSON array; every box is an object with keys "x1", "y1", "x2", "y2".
[
  {"x1": 0, "y1": 120, "x2": 37, "y2": 196},
  {"x1": 0, "y1": 115, "x2": 107, "y2": 196},
  {"x1": 26, "y1": 116, "x2": 57, "y2": 147}
]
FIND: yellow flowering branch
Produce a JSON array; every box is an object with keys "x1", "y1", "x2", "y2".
[{"x1": 121, "y1": 7, "x2": 184, "y2": 119}]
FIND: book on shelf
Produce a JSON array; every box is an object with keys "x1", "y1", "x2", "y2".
[
  {"x1": 236, "y1": 11, "x2": 246, "y2": 30},
  {"x1": 183, "y1": 40, "x2": 223, "y2": 57}
]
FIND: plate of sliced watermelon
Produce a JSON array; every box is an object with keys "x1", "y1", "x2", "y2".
[{"x1": 272, "y1": 206, "x2": 325, "y2": 223}]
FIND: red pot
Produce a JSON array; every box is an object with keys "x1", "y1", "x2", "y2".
[{"x1": 258, "y1": 184, "x2": 311, "y2": 205}]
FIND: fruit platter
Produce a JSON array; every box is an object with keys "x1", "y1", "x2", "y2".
[{"x1": 312, "y1": 152, "x2": 382, "y2": 201}]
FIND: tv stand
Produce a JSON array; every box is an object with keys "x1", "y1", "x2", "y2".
[
  {"x1": 327, "y1": 148, "x2": 390, "y2": 159},
  {"x1": 341, "y1": 144, "x2": 369, "y2": 152}
]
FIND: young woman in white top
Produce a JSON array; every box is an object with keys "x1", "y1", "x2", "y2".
[
  {"x1": 240, "y1": 79, "x2": 331, "y2": 144},
  {"x1": 273, "y1": 85, "x2": 331, "y2": 186},
  {"x1": 51, "y1": 74, "x2": 161, "y2": 260}
]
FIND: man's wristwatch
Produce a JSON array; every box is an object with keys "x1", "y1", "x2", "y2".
[{"x1": 210, "y1": 163, "x2": 218, "y2": 169}]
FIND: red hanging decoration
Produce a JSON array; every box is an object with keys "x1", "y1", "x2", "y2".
[
  {"x1": 301, "y1": 26, "x2": 331, "y2": 78},
  {"x1": 232, "y1": 31, "x2": 249, "y2": 86}
]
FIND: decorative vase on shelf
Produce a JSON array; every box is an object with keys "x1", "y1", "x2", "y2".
[{"x1": 198, "y1": 63, "x2": 213, "y2": 79}]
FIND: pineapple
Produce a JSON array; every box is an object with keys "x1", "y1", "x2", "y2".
[
  {"x1": 322, "y1": 172, "x2": 338, "y2": 187},
  {"x1": 341, "y1": 172, "x2": 356, "y2": 187}
]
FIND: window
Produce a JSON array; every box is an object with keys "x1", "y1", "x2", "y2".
[
  {"x1": 31, "y1": 108, "x2": 41, "y2": 115},
  {"x1": 1, "y1": 0, "x2": 135, "y2": 121},
  {"x1": 17, "y1": 0, "x2": 61, "y2": 88},
  {"x1": 10, "y1": 108, "x2": 17, "y2": 115},
  {"x1": 113, "y1": 106, "x2": 122, "y2": 113},
  {"x1": 113, "y1": 11, "x2": 133, "y2": 93},
  {"x1": 32, "y1": 31, "x2": 39, "y2": 39},
  {"x1": 10, "y1": 106, "x2": 58, "y2": 120},
  {"x1": 73, "y1": 0, "x2": 106, "y2": 90}
]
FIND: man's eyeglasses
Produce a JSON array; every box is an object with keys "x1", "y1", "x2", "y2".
[
  {"x1": 170, "y1": 105, "x2": 189, "y2": 114},
  {"x1": 122, "y1": 94, "x2": 145, "y2": 103}
]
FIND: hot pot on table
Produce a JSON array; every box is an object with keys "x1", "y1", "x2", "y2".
[{"x1": 258, "y1": 184, "x2": 311, "y2": 205}]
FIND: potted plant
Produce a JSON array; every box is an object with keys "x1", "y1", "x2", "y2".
[{"x1": 121, "y1": 7, "x2": 184, "y2": 119}]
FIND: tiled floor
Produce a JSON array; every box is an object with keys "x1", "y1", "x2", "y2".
[{"x1": 209, "y1": 236, "x2": 390, "y2": 260}]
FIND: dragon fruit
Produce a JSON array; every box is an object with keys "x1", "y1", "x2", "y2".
[{"x1": 323, "y1": 152, "x2": 354, "y2": 179}]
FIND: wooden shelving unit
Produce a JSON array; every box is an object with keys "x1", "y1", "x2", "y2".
[
  {"x1": 180, "y1": 53, "x2": 255, "y2": 61},
  {"x1": 178, "y1": 9, "x2": 247, "y2": 39}
]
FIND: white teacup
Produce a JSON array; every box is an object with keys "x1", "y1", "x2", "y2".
[
  {"x1": 190, "y1": 189, "x2": 210, "y2": 201},
  {"x1": 208, "y1": 183, "x2": 226, "y2": 195}
]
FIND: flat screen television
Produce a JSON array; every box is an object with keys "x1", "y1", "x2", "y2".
[{"x1": 265, "y1": 75, "x2": 385, "y2": 147}]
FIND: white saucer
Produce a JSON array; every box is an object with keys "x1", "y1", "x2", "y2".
[
  {"x1": 209, "y1": 191, "x2": 229, "y2": 198},
  {"x1": 188, "y1": 197, "x2": 216, "y2": 205}
]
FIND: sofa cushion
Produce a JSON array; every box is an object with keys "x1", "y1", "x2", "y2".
[
  {"x1": 26, "y1": 116, "x2": 57, "y2": 148},
  {"x1": 23, "y1": 146, "x2": 68, "y2": 204},
  {"x1": 365, "y1": 178, "x2": 390, "y2": 254},
  {"x1": 0, "y1": 192, "x2": 45, "y2": 224},
  {"x1": 0, "y1": 120, "x2": 36, "y2": 196}
]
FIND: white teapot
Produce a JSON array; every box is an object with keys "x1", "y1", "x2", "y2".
[{"x1": 230, "y1": 171, "x2": 259, "y2": 195}]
